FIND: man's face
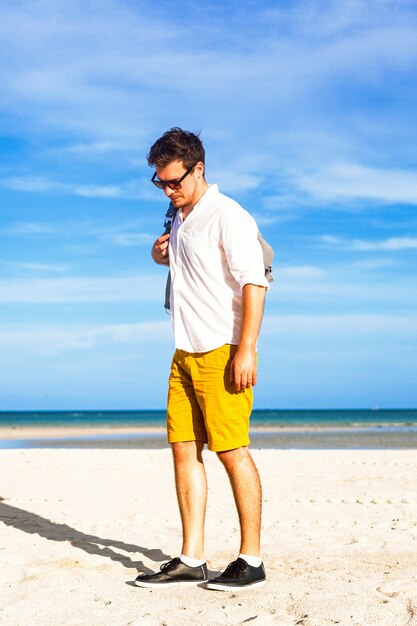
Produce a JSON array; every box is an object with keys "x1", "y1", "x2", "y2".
[{"x1": 155, "y1": 160, "x2": 203, "y2": 210}]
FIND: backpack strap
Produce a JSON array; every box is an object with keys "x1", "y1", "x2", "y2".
[
  {"x1": 164, "y1": 202, "x2": 178, "y2": 234},
  {"x1": 164, "y1": 272, "x2": 172, "y2": 311},
  {"x1": 164, "y1": 202, "x2": 177, "y2": 311}
]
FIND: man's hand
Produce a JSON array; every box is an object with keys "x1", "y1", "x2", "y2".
[
  {"x1": 230, "y1": 346, "x2": 257, "y2": 392},
  {"x1": 151, "y1": 233, "x2": 170, "y2": 265}
]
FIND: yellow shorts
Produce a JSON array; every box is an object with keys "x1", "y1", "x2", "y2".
[{"x1": 167, "y1": 344, "x2": 253, "y2": 452}]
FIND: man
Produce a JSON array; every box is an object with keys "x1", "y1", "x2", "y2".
[{"x1": 135, "y1": 128, "x2": 268, "y2": 591}]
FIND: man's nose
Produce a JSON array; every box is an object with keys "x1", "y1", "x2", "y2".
[{"x1": 164, "y1": 186, "x2": 175, "y2": 198}]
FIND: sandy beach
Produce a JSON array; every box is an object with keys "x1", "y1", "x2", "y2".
[
  {"x1": 0, "y1": 426, "x2": 167, "y2": 440},
  {"x1": 2, "y1": 424, "x2": 417, "y2": 450},
  {"x1": 0, "y1": 448, "x2": 416, "y2": 626}
]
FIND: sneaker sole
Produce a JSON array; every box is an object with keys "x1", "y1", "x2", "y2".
[
  {"x1": 205, "y1": 580, "x2": 266, "y2": 591},
  {"x1": 135, "y1": 579, "x2": 207, "y2": 589}
]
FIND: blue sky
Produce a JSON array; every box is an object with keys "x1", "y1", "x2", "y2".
[{"x1": 1, "y1": 0, "x2": 416, "y2": 410}]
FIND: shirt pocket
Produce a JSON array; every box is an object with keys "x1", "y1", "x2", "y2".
[{"x1": 182, "y1": 230, "x2": 221, "y2": 265}]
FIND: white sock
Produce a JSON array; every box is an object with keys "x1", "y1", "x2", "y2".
[
  {"x1": 239, "y1": 553, "x2": 262, "y2": 567},
  {"x1": 180, "y1": 554, "x2": 206, "y2": 567}
]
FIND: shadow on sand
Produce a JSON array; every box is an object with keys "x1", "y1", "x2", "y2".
[{"x1": 0, "y1": 497, "x2": 170, "y2": 574}]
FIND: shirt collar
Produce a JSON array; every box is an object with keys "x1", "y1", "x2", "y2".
[
  {"x1": 177, "y1": 184, "x2": 219, "y2": 223},
  {"x1": 193, "y1": 183, "x2": 219, "y2": 212}
]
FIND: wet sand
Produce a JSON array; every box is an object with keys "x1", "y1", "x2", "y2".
[{"x1": 1, "y1": 424, "x2": 417, "y2": 449}]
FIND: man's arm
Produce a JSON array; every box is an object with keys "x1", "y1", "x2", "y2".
[
  {"x1": 230, "y1": 283, "x2": 266, "y2": 392},
  {"x1": 151, "y1": 233, "x2": 170, "y2": 265}
]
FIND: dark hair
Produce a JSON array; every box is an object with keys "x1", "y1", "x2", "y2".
[{"x1": 147, "y1": 127, "x2": 205, "y2": 171}]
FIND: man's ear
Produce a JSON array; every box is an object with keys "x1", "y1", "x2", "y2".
[{"x1": 195, "y1": 161, "x2": 205, "y2": 178}]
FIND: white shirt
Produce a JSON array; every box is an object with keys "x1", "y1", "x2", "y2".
[{"x1": 169, "y1": 184, "x2": 268, "y2": 352}]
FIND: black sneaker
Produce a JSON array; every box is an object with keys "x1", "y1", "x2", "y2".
[
  {"x1": 135, "y1": 557, "x2": 208, "y2": 588},
  {"x1": 205, "y1": 558, "x2": 266, "y2": 591}
]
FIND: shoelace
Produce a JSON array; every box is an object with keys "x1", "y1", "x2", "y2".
[
  {"x1": 223, "y1": 559, "x2": 247, "y2": 579},
  {"x1": 160, "y1": 557, "x2": 181, "y2": 572}
]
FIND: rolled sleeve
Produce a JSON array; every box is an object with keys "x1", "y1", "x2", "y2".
[
  {"x1": 221, "y1": 205, "x2": 269, "y2": 290},
  {"x1": 238, "y1": 270, "x2": 269, "y2": 289}
]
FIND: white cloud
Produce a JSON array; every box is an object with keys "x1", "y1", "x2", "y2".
[
  {"x1": 278, "y1": 265, "x2": 327, "y2": 280},
  {"x1": 1, "y1": 219, "x2": 156, "y2": 249},
  {"x1": 1, "y1": 176, "x2": 56, "y2": 192},
  {"x1": 0, "y1": 175, "x2": 146, "y2": 200},
  {"x1": 3, "y1": 262, "x2": 68, "y2": 273},
  {"x1": 321, "y1": 235, "x2": 417, "y2": 251},
  {"x1": 55, "y1": 321, "x2": 172, "y2": 352},
  {"x1": 352, "y1": 237, "x2": 417, "y2": 251},
  {"x1": 1, "y1": 222, "x2": 57, "y2": 236},
  {"x1": 88, "y1": 223, "x2": 156, "y2": 247},
  {"x1": 297, "y1": 163, "x2": 417, "y2": 205},
  {"x1": 320, "y1": 235, "x2": 341, "y2": 245},
  {"x1": 267, "y1": 263, "x2": 417, "y2": 306},
  {"x1": 349, "y1": 258, "x2": 399, "y2": 271},
  {"x1": 71, "y1": 184, "x2": 127, "y2": 199},
  {"x1": 251, "y1": 212, "x2": 293, "y2": 227},
  {"x1": 0, "y1": 320, "x2": 172, "y2": 356},
  {"x1": 262, "y1": 193, "x2": 310, "y2": 212},
  {"x1": 101, "y1": 233, "x2": 154, "y2": 247},
  {"x1": 0, "y1": 274, "x2": 166, "y2": 303},
  {"x1": 60, "y1": 141, "x2": 130, "y2": 155},
  {"x1": 210, "y1": 171, "x2": 264, "y2": 194},
  {"x1": 262, "y1": 313, "x2": 417, "y2": 338}
]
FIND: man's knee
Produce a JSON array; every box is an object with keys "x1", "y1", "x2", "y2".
[
  {"x1": 216, "y1": 445, "x2": 250, "y2": 467},
  {"x1": 171, "y1": 440, "x2": 205, "y2": 463}
]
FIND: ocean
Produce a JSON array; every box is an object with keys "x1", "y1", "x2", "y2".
[
  {"x1": 1, "y1": 408, "x2": 417, "y2": 428},
  {"x1": 1, "y1": 409, "x2": 417, "y2": 449}
]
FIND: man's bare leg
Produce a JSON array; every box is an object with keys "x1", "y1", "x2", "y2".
[
  {"x1": 171, "y1": 440, "x2": 207, "y2": 560},
  {"x1": 217, "y1": 446, "x2": 262, "y2": 555}
]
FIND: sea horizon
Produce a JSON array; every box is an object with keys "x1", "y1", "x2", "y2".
[{"x1": 1, "y1": 408, "x2": 417, "y2": 428}]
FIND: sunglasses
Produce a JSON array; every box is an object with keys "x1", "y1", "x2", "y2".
[{"x1": 151, "y1": 164, "x2": 196, "y2": 190}]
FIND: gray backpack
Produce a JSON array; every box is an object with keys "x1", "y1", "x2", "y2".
[{"x1": 163, "y1": 202, "x2": 274, "y2": 311}]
